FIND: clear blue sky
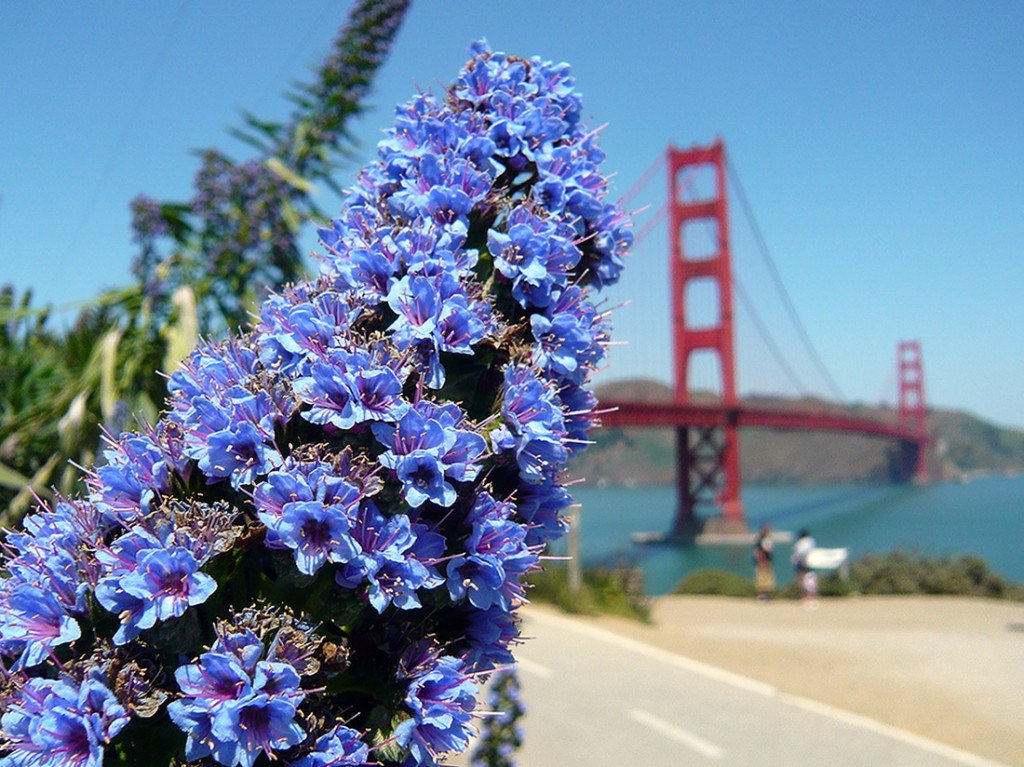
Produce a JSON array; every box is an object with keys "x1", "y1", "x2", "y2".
[{"x1": 2, "y1": 1, "x2": 1023, "y2": 429}]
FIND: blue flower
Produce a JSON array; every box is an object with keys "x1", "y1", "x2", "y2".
[
  {"x1": 377, "y1": 409, "x2": 456, "y2": 507},
  {"x1": 260, "y1": 500, "x2": 360, "y2": 576},
  {"x1": 0, "y1": 583, "x2": 81, "y2": 669},
  {"x1": 458, "y1": 605, "x2": 520, "y2": 674},
  {"x1": 169, "y1": 644, "x2": 306, "y2": 767},
  {"x1": 119, "y1": 546, "x2": 217, "y2": 628},
  {"x1": 578, "y1": 201, "x2": 631, "y2": 288},
  {"x1": 498, "y1": 365, "x2": 568, "y2": 483},
  {"x1": 252, "y1": 461, "x2": 356, "y2": 519},
  {"x1": 377, "y1": 403, "x2": 487, "y2": 507},
  {"x1": 2, "y1": 501, "x2": 92, "y2": 619},
  {"x1": 529, "y1": 286, "x2": 606, "y2": 386},
  {"x1": 394, "y1": 452, "x2": 455, "y2": 509},
  {"x1": 213, "y1": 694, "x2": 305, "y2": 767},
  {"x1": 558, "y1": 383, "x2": 600, "y2": 454},
  {"x1": 197, "y1": 420, "x2": 283, "y2": 489},
  {"x1": 89, "y1": 432, "x2": 170, "y2": 524},
  {"x1": 336, "y1": 502, "x2": 444, "y2": 612},
  {"x1": 290, "y1": 724, "x2": 370, "y2": 767},
  {"x1": 296, "y1": 348, "x2": 410, "y2": 430},
  {"x1": 395, "y1": 649, "x2": 477, "y2": 766},
  {"x1": 515, "y1": 479, "x2": 572, "y2": 547},
  {"x1": 212, "y1": 628, "x2": 264, "y2": 677},
  {"x1": 168, "y1": 652, "x2": 255, "y2": 765},
  {"x1": 350, "y1": 363, "x2": 411, "y2": 424},
  {"x1": 256, "y1": 291, "x2": 352, "y2": 374},
  {"x1": 0, "y1": 672, "x2": 128, "y2": 767},
  {"x1": 486, "y1": 207, "x2": 581, "y2": 309},
  {"x1": 446, "y1": 494, "x2": 537, "y2": 610},
  {"x1": 385, "y1": 273, "x2": 490, "y2": 388}
]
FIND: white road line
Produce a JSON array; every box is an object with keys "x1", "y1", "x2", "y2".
[
  {"x1": 515, "y1": 656, "x2": 554, "y2": 679},
  {"x1": 776, "y1": 694, "x2": 1012, "y2": 767},
  {"x1": 527, "y1": 608, "x2": 777, "y2": 696},
  {"x1": 629, "y1": 708, "x2": 725, "y2": 760}
]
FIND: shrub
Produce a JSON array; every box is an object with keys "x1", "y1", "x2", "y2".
[
  {"x1": 673, "y1": 569, "x2": 756, "y2": 598},
  {"x1": 850, "y1": 550, "x2": 1024, "y2": 600},
  {"x1": 527, "y1": 565, "x2": 651, "y2": 622}
]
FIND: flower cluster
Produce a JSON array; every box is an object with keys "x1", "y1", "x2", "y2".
[
  {"x1": 471, "y1": 668, "x2": 525, "y2": 767},
  {"x1": 168, "y1": 626, "x2": 307, "y2": 767},
  {"x1": 0, "y1": 42, "x2": 629, "y2": 767}
]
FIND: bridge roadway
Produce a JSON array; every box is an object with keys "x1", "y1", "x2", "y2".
[{"x1": 599, "y1": 399, "x2": 920, "y2": 443}]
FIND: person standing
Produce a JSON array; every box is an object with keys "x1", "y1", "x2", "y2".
[
  {"x1": 791, "y1": 528, "x2": 817, "y2": 606},
  {"x1": 753, "y1": 524, "x2": 775, "y2": 601}
]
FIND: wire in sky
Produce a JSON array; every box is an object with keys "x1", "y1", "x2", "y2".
[
  {"x1": 732, "y1": 274, "x2": 808, "y2": 394},
  {"x1": 619, "y1": 151, "x2": 665, "y2": 209},
  {"x1": 725, "y1": 153, "x2": 846, "y2": 402},
  {"x1": 250, "y1": 0, "x2": 338, "y2": 114},
  {"x1": 52, "y1": 0, "x2": 192, "y2": 281}
]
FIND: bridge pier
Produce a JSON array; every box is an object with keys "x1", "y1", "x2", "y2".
[{"x1": 671, "y1": 423, "x2": 747, "y2": 539}]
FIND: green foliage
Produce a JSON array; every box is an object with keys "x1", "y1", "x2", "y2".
[
  {"x1": 673, "y1": 568, "x2": 756, "y2": 598},
  {"x1": 527, "y1": 565, "x2": 652, "y2": 622},
  {"x1": 847, "y1": 550, "x2": 1024, "y2": 600},
  {"x1": 0, "y1": 286, "x2": 171, "y2": 520},
  {"x1": 0, "y1": 0, "x2": 410, "y2": 526}
]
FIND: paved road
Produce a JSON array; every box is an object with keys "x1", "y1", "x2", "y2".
[{"x1": 500, "y1": 609, "x2": 1009, "y2": 767}]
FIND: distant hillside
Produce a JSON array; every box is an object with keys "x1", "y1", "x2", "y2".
[{"x1": 569, "y1": 379, "x2": 1024, "y2": 486}]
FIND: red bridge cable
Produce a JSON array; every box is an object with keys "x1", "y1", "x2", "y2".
[
  {"x1": 631, "y1": 201, "x2": 668, "y2": 250},
  {"x1": 687, "y1": 211, "x2": 806, "y2": 397},
  {"x1": 724, "y1": 154, "x2": 846, "y2": 402},
  {"x1": 618, "y1": 152, "x2": 666, "y2": 209}
]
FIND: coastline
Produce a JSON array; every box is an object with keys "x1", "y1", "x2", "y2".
[{"x1": 539, "y1": 594, "x2": 1024, "y2": 765}]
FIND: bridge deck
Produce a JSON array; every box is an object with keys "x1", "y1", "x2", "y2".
[{"x1": 599, "y1": 399, "x2": 923, "y2": 443}]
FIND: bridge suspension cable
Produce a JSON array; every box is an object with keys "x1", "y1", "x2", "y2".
[
  {"x1": 618, "y1": 152, "x2": 666, "y2": 210},
  {"x1": 725, "y1": 154, "x2": 846, "y2": 402},
  {"x1": 631, "y1": 200, "x2": 668, "y2": 250},
  {"x1": 732, "y1": 275, "x2": 808, "y2": 393}
]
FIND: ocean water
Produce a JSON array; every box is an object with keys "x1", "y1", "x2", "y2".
[{"x1": 561, "y1": 475, "x2": 1024, "y2": 595}]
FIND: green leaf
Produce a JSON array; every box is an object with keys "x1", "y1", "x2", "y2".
[
  {"x1": 264, "y1": 157, "x2": 315, "y2": 194},
  {"x1": 0, "y1": 459, "x2": 32, "y2": 491},
  {"x1": 98, "y1": 328, "x2": 124, "y2": 424},
  {"x1": 163, "y1": 285, "x2": 198, "y2": 373},
  {"x1": 57, "y1": 391, "x2": 88, "y2": 453},
  {"x1": 1, "y1": 453, "x2": 58, "y2": 528}
]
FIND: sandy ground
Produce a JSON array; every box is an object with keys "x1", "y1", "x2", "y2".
[{"x1": 567, "y1": 595, "x2": 1024, "y2": 765}]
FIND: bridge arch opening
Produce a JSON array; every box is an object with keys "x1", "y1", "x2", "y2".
[
  {"x1": 686, "y1": 348, "x2": 725, "y2": 401},
  {"x1": 676, "y1": 162, "x2": 718, "y2": 204},
  {"x1": 681, "y1": 217, "x2": 720, "y2": 261},
  {"x1": 683, "y1": 277, "x2": 721, "y2": 330}
]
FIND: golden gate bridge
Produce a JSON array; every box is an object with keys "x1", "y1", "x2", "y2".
[{"x1": 599, "y1": 140, "x2": 929, "y2": 539}]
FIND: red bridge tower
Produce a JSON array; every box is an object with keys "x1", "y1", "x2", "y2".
[
  {"x1": 668, "y1": 140, "x2": 744, "y2": 536},
  {"x1": 898, "y1": 339, "x2": 930, "y2": 482}
]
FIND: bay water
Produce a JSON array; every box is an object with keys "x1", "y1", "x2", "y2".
[{"x1": 562, "y1": 474, "x2": 1024, "y2": 595}]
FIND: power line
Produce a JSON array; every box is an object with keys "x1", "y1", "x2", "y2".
[
  {"x1": 725, "y1": 152, "x2": 846, "y2": 402},
  {"x1": 53, "y1": 1, "x2": 191, "y2": 280}
]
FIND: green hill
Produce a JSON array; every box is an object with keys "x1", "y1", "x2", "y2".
[{"x1": 569, "y1": 380, "x2": 1024, "y2": 486}]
